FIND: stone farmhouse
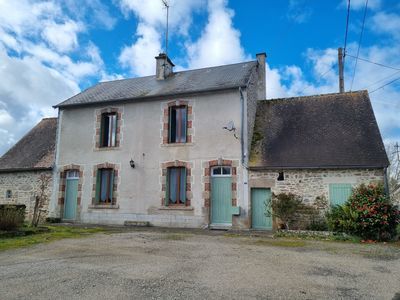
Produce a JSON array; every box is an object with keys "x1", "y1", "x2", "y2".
[{"x1": 0, "y1": 53, "x2": 389, "y2": 229}]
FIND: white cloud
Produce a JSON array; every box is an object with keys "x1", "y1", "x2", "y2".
[
  {"x1": 119, "y1": 23, "x2": 162, "y2": 76},
  {"x1": 42, "y1": 20, "x2": 83, "y2": 52},
  {"x1": 371, "y1": 12, "x2": 400, "y2": 40},
  {"x1": 0, "y1": 0, "x2": 108, "y2": 155},
  {"x1": 117, "y1": 0, "x2": 204, "y2": 76},
  {"x1": 186, "y1": 0, "x2": 250, "y2": 69}
]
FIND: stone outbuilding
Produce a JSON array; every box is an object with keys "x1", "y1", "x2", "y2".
[
  {"x1": 0, "y1": 118, "x2": 57, "y2": 220},
  {"x1": 247, "y1": 91, "x2": 389, "y2": 229}
]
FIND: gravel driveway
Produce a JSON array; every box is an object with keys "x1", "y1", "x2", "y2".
[{"x1": 0, "y1": 228, "x2": 399, "y2": 300}]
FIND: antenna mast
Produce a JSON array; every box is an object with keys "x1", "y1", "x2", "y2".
[{"x1": 162, "y1": 0, "x2": 169, "y2": 56}]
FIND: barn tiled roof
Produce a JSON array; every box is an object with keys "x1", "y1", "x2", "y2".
[
  {"x1": 249, "y1": 91, "x2": 389, "y2": 169},
  {"x1": 55, "y1": 61, "x2": 258, "y2": 108},
  {"x1": 0, "y1": 118, "x2": 57, "y2": 172}
]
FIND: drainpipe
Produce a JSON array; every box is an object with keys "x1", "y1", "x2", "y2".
[
  {"x1": 384, "y1": 167, "x2": 390, "y2": 198},
  {"x1": 239, "y1": 87, "x2": 245, "y2": 166}
]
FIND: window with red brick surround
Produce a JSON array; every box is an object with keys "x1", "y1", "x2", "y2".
[
  {"x1": 161, "y1": 101, "x2": 193, "y2": 144},
  {"x1": 95, "y1": 107, "x2": 122, "y2": 149},
  {"x1": 91, "y1": 162, "x2": 120, "y2": 206},
  {"x1": 161, "y1": 161, "x2": 193, "y2": 206}
]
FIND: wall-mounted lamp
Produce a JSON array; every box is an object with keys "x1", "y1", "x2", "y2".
[{"x1": 129, "y1": 158, "x2": 135, "y2": 168}]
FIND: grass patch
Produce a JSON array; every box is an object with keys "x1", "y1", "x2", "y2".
[
  {"x1": 223, "y1": 233, "x2": 243, "y2": 238},
  {"x1": 0, "y1": 225, "x2": 112, "y2": 252},
  {"x1": 253, "y1": 239, "x2": 307, "y2": 248}
]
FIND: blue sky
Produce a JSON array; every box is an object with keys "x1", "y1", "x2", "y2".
[{"x1": 0, "y1": 0, "x2": 399, "y2": 155}]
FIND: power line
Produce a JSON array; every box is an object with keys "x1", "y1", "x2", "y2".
[
  {"x1": 346, "y1": 54, "x2": 400, "y2": 71},
  {"x1": 363, "y1": 70, "x2": 400, "y2": 90},
  {"x1": 369, "y1": 76, "x2": 400, "y2": 94},
  {"x1": 300, "y1": 63, "x2": 337, "y2": 95},
  {"x1": 350, "y1": 0, "x2": 368, "y2": 91},
  {"x1": 343, "y1": 0, "x2": 351, "y2": 65}
]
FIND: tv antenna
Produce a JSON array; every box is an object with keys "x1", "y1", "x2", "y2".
[{"x1": 161, "y1": 0, "x2": 169, "y2": 56}]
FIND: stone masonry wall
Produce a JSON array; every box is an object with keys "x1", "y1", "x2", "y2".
[
  {"x1": 0, "y1": 171, "x2": 53, "y2": 221},
  {"x1": 249, "y1": 168, "x2": 384, "y2": 205}
]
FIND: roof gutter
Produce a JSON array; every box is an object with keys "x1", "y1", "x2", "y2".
[
  {"x1": 0, "y1": 167, "x2": 52, "y2": 173},
  {"x1": 53, "y1": 85, "x2": 247, "y2": 109},
  {"x1": 248, "y1": 165, "x2": 389, "y2": 171}
]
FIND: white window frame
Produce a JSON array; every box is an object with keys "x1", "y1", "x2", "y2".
[
  {"x1": 211, "y1": 166, "x2": 232, "y2": 177},
  {"x1": 66, "y1": 170, "x2": 80, "y2": 180}
]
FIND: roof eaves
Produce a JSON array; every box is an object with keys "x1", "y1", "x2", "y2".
[
  {"x1": 0, "y1": 167, "x2": 53, "y2": 173},
  {"x1": 248, "y1": 164, "x2": 388, "y2": 170}
]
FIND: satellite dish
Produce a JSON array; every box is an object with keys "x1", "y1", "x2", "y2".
[{"x1": 223, "y1": 121, "x2": 236, "y2": 131}]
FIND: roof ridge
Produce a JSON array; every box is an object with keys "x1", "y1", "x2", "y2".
[
  {"x1": 97, "y1": 60, "x2": 258, "y2": 85},
  {"x1": 263, "y1": 90, "x2": 368, "y2": 102}
]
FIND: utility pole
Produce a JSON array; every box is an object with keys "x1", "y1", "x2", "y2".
[{"x1": 338, "y1": 47, "x2": 345, "y2": 93}]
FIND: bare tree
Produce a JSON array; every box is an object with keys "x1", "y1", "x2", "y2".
[
  {"x1": 31, "y1": 174, "x2": 51, "y2": 227},
  {"x1": 385, "y1": 142, "x2": 400, "y2": 200}
]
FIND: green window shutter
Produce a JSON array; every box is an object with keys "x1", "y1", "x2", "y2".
[
  {"x1": 168, "y1": 107, "x2": 172, "y2": 143},
  {"x1": 183, "y1": 106, "x2": 187, "y2": 143},
  {"x1": 95, "y1": 170, "x2": 101, "y2": 204},
  {"x1": 100, "y1": 115, "x2": 105, "y2": 147},
  {"x1": 181, "y1": 167, "x2": 187, "y2": 203},
  {"x1": 109, "y1": 169, "x2": 115, "y2": 204},
  {"x1": 165, "y1": 169, "x2": 169, "y2": 206},
  {"x1": 329, "y1": 183, "x2": 352, "y2": 206}
]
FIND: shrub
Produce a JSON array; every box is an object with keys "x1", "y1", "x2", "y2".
[
  {"x1": 326, "y1": 183, "x2": 400, "y2": 241},
  {"x1": 266, "y1": 193, "x2": 303, "y2": 230},
  {"x1": 0, "y1": 204, "x2": 26, "y2": 230}
]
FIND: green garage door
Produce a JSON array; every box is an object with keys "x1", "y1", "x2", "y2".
[{"x1": 251, "y1": 188, "x2": 272, "y2": 230}]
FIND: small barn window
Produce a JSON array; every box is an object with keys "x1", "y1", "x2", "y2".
[
  {"x1": 6, "y1": 190, "x2": 12, "y2": 198},
  {"x1": 277, "y1": 172, "x2": 285, "y2": 181}
]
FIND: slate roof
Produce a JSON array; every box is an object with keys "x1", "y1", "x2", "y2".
[
  {"x1": 0, "y1": 118, "x2": 57, "y2": 172},
  {"x1": 55, "y1": 61, "x2": 258, "y2": 108},
  {"x1": 249, "y1": 91, "x2": 389, "y2": 169}
]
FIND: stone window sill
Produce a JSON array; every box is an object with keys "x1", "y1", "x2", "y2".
[
  {"x1": 161, "y1": 143, "x2": 194, "y2": 147},
  {"x1": 158, "y1": 206, "x2": 194, "y2": 211},
  {"x1": 94, "y1": 147, "x2": 120, "y2": 151},
  {"x1": 88, "y1": 204, "x2": 120, "y2": 209}
]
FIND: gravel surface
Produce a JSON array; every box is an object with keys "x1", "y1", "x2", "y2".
[{"x1": 0, "y1": 228, "x2": 399, "y2": 300}]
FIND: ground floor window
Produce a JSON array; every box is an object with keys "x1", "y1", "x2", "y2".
[
  {"x1": 329, "y1": 183, "x2": 353, "y2": 206},
  {"x1": 96, "y1": 168, "x2": 114, "y2": 204},
  {"x1": 167, "y1": 167, "x2": 186, "y2": 205}
]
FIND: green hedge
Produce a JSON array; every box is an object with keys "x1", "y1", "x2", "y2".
[{"x1": 0, "y1": 204, "x2": 26, "y2": 231}]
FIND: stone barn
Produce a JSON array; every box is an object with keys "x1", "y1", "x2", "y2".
[{"x1": 0, "y1": 118, "x2": 57, "y2": 221}]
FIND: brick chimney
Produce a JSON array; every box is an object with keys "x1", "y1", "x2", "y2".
[{"x1": 155, "y1": 53, "x2": 175, "y2": 80}]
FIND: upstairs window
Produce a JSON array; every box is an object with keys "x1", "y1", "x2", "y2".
[
  {"x1": 95, "y1": 168, "x2": 115, "y2": 204},
  {"x1": 166, "y1": 167, "x2": 186, "y2": 205},
  {"x1": 100, "y1": 113, "x2": 117, "y2": 147},
  {"x1": 169, "y1": 106, "x2": 187, "y2": 143}
]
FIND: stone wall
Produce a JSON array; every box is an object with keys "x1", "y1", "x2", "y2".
[
  {"x1": 249, "y1": 168, "x2": 384, "y2": 205},
  {"x1": 0, "y1": 170, "x2": 53, "y2": 221}
]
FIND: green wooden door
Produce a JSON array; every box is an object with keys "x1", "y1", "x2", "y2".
[
  {"x1": 251, "y1": 188, "x2": 272, "y2": 230},
  {"x1": 329, "y1": 183, "x2": 352, "y2": 206},
  {"x1": 211, "y1": 177, "x2": 232, "y2": 225},
  {"x1": 64, "y1": 178, "x2": 78, "y2": 220}
]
